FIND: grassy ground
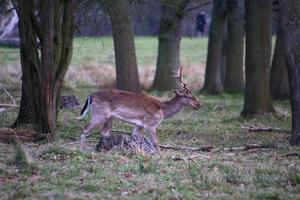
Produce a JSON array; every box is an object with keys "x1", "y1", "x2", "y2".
[{"x1": 0, "y1": 37, "x2": 300, "y2": 199}]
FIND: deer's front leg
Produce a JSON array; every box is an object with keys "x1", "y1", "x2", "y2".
[
  {"x1": 132, "y1": 126, "x2": 143, "y2": 137},
  {"x1": 80, "y1": 118, "x2": 100, "y2": 151},
  {"x1": 101, "y1": 118, "x2": 112, "y2": 136},
  {"x1": 148, "y1": 127, "x2": 161, "y2": 156}
]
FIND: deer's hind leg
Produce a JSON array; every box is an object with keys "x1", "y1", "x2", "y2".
[{"x1": 146, "y1": 127, "x2": 161, "y2": 156}]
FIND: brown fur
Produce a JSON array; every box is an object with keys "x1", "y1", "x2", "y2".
[{"x1": 79, "y1": 89, "x2": 201, "y2": 155}]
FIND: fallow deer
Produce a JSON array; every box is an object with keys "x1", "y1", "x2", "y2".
[{"x1": 77, "y1": 67, "x2": 201, "y2": 154}]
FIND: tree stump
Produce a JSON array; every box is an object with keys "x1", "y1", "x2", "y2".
[{"x1": 96, "y1": 132, "x2": 158, "y2": 155}]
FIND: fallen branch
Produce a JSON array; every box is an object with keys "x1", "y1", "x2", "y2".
[
  {"x1": 161, "y1": 143, "x2": 275, "y2": 153},
  {"x1": 171, "y1": 154, "x2": 209, "y2": 161},
  {"x1": 159, "y1": 144, "x2": 213, "y2": 152},
  {"x1": 171, "y1": 143, "x2": 276, "y2": 161},
  {"x1": 242, "y1": 126, "x2": 289, "y2": 133},
  {"x1": 211, "y1": 143, "x2": 276, "y2": 152},
  {"x1": 283, "y1": 152, "x2": 300, "y2": 157}
]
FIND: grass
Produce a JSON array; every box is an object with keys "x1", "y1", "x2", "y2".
[
  {"x1": 0, "y1": 36, "x2": 207, "y2": 89},
  {"x1": 0, "y1": 37, "x2": 300, "y2": 199}
]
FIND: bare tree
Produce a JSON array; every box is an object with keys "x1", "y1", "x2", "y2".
[
  {"x1": 280, "y1": 0, "x2": 300, "y2": 145},
  {"x1": 270, "y1": 30, "x2": 289, "y2": 99},
  {"x1": 224, "y1": 0, "x2": 244, "y2": 92},
  {"x1": 104, "y1": 0, "x2": 141, "y2": 92},
  {"x1": 151, "y1": 0, "x2": 190, "y2": 91},
  {"x1": 241, "y1": 0, "x2": 275, "y2": 116},
  {"x1": 202, "y1": 0, "x2": 227, "y2": 94},
  {"x1": 12, "y1": 0, "x2": 75, "y2": 138}
]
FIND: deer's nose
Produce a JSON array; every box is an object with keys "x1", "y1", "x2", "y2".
[{"x1": 194, "y1": 102, "x2": 201, "y2": 109}]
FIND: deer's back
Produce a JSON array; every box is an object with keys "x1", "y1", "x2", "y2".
[{"x1": 90, "y1": 89, "x2": 163, "y2": 125}]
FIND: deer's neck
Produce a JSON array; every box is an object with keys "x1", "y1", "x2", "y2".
[{"x1": 162, "y1": 96, "x2": 184, "y2": 119}]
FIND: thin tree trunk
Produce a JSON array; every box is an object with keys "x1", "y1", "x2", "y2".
[
  {"x1": 107, "y1": 0, "x2": 141, "y2": 92},
  {"x1": 241, "y1": 0, "x2": 275, "y2": 116},
  {"x1": 270, "y1": 32, "x2": 289, "y2": 99},
  {"x1": 280, "y1": 0, "x2": 300, "y2": 145},
  {"x1": 151, "y1": 0, "x2": 190, "y2": 91},
  {"x1": 224, "y1": 0, "x2": 244, "y2": 92},
  {"x1": 202, "y1": 0, "x2": 227, "y2": 94},
  {"x1": 13, "y1": 0, "x2": 74, "y2": 138}
]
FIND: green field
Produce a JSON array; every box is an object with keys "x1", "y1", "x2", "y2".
[
  {"x1": 0, "y1": 37, "x2": 207, "y2": 89},
  {"x1": 0, "y1": 37, "x2": 299, "y2": 199}
]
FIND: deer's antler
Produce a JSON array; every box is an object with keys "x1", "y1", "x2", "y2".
[{"x1": 173, "y1": 66, "x2": 191, "y2": 93}]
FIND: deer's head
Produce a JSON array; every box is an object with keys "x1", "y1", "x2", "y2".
[{"x1": 173, "y1": 66, "x2": 201, "y2": 109}]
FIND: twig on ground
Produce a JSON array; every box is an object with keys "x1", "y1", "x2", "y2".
[
  {"x1": 283, "y1": 152, "x2": 300, "y2": 157},
  {"x1": 171, "y1": 143, "x2": 276, "y2": 161},
  {"x1": 211, "y1": 143, "x2": 276, "y2": 152},
  {"x1": 65, "y1": 140, "x2": 98, "y2": 146},
  {"x1": 161, "y1": 143, "x2": 275, "y2": 153},
  {"x1": 171, "y1": 154, "x2": 209, "y2": 161},
  {"x1": 160, "y1": 144, "x2": 213, "y2": 152},
  {"x1": 242, "y1": 126, "x2": 289, "y2": 133}
]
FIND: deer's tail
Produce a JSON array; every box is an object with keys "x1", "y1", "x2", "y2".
[{"x1": 76, "y1": 96, "x2": 92, "y2": 120}]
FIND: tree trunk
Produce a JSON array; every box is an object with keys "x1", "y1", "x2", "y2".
[
  {"x1": 202, "y1": 0, "x2": 227, "y2": 94},
  {"x1": 224, "y1": 0, "x2": 244, "y2": 92},
  {"x1": 270, "y1": 32, "x2": 289, "y2": 99},
  {"x1": 107, "y1": 0, "x2": 141, "y2": 92},
  {"x1": 241, "y1": 0, "x2": 275, "y2": 116},
  {"x1": 12, "y1": 0, "x2": 74, "y2": 138},
  {"x1": 151, "y1": 0, "x2": 190, "y2": 91},
  {"x1": 280, "y1": 0, "x2": 300, "y2": 145}
]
